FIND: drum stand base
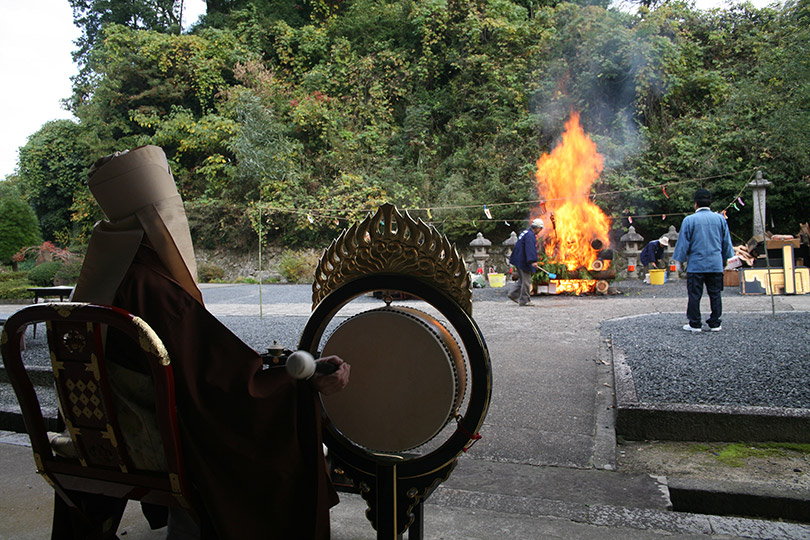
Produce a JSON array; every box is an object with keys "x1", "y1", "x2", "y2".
[{"x1": 331, "y1": 455, "x2": 455, "y2": 540}]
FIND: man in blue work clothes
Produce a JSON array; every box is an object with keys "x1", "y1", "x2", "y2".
[
  {"x1": 672, "y1": 189, "x2": 734, "y2": 332},
  {"x1": 508, "y1": 218, "x2": 544, "y2": 306}
]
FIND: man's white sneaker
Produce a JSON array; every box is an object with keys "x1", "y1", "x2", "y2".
[
  {"x1": 709, "y1": 326, "x2": 722, "y2": 332},
  {"x1": 682, "y1": 324, "x2": 701, "y2": 332}
]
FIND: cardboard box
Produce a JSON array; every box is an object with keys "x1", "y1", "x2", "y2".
[
  {"x1": 532, "y1": 283, "x2": 557, "y2": 295},
  {"x1": 723, "y1": 269, "x2": 739, "y2": 287},
  {"x1": 766, "y1": 238, "x2": 800, "y2": 249}
]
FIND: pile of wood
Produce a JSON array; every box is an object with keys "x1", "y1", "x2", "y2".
[
  {"x1": 731, "y1": 225, "x2": 809, "y2": 268},
  {"x1": 734, "y1": 243, "x2": 757, "y2": 267}
]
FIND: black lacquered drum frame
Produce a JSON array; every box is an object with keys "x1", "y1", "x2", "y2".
[{"x1": 298, "y1": 205, "x2": 492, "y2": 539}]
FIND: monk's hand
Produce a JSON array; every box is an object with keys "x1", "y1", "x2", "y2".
[{"x1": 311, "y1": 355, "x2": 350, "y2": 396}]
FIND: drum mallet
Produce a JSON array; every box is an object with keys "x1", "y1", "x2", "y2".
[{"x1": 285, "y1": 350, "x2": 338, "y2": 379}]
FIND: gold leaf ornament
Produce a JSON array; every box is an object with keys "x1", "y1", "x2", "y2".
[{"x1": 312, "y1": 204, "x2": 472, "y2": 314}]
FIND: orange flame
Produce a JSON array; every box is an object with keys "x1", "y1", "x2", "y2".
[
  {"x1": 552, "y1": 279, "x2": 597, "y2": 295},
  {"x1": 534, "y1": 112, "x2": 611, "y2": 274}
]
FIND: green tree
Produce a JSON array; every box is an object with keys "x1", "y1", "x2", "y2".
[
  {"x1": 631, "y1": 1, "x2": 809, "y2": 236},
  {"x1": 16, "y1": 120, "x2": 95, "y2": 242},
  {"x1": 73, "y1": 25, "x2": 254, "y2": 138},
  {"x1": 71, "y1": 0, "x2": 182, "y2": 52},
  {"x1": 69, "y1": 0, "x2": 184, "y2": 112},
  {"x1": 70, "y1": 25, "x2": 255, "y2": 196},
  {"x1": 0, "y1": 182, "x2": 42, "y2": 268},
  {"x1": 43, "y1": 0, "x2": 810, "y2": 249},
  {"x1": 131, "y1": 105, "x2": 238, "y2": 198},
  {"x1": 230, "y1": 91, "x2": 302, "y2": 203}
]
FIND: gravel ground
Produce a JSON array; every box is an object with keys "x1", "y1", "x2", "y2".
[
  {"x1": 602, "y1": 311, "x2": 810, "y2": 409},
  {"x1": 486, "y1": 276, "x2": 810, "y2": 410}
]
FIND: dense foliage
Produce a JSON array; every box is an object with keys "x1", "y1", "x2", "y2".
[
  {"x1": 7, "y1": 0, "x2": 810, "y2": 251},
  {"x1": 15, "y1": 120, "x2": 95, "y2": 242},
  {"x1": 0, "y1": 183, "x2": 42, "y2": 266}
]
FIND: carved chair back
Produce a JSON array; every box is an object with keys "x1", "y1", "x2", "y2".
[{"x1": 0, "y1": 303, "x2": 194, "y2": 517}]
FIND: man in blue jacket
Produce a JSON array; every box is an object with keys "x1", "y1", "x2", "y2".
[
  {"x1": 640, "y1": 235, "x2": 669, "y2": 269},
  {"x1": 673, "y1": 188, "x2": 734, "y2": 332},
  {"x1": 508, "y1": 218, "x2": 544, "y2": 306}
]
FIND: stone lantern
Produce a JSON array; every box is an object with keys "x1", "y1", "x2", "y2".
[
  {"x1": 469, "y1": 232, "x2": 492, "y2": 274},
  {"x1": 664, "y1": 225, "x2": 680, "y2": 281},
  {"x1": 502, "y1": 231, "x2": 517, "y2": 268},
  {"x1": 619, "y1": 226, "x2": 644, "y2": 278}
]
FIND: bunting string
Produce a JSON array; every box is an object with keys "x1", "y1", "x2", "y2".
[{"x1": 250, "y1": 168, "x2": 761, "y2": 229}]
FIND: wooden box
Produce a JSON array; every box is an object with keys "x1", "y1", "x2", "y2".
[
  {"x1": 723, "y1": 269, "x2": 739, "y2": 287},
  {"x1": 740, "y1": 267, "x2": 810, "y2": 295}
]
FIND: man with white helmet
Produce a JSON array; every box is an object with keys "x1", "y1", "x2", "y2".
[
  {"x1": 640, "y1": 235, "x2": 670, "y2": 270},
  {"x1": 508, "y1": 218, "x2": 545, "y2": 306}
]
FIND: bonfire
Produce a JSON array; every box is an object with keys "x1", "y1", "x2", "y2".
[{"x1": 531, "y1": 112, "x2": 612, "y2": 294}]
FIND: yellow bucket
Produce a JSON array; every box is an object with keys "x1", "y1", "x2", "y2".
[
  {"x1": 649, "y1": 269, "x2": 666, "y2": 285},
  {"x1": 488, "y1": 273, "x2": 506, "y2": 288}
]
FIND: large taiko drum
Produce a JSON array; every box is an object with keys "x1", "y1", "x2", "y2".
[{"x1": 320, "y1": 306, "x2": 466, "y2": 453}]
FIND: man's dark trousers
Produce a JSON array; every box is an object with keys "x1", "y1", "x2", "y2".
[{"x1": 686, "y1": 272, "x2": 724, "y2": 329}]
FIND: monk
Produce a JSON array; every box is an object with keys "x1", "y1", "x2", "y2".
[{"x1": 69, "y1": 145, "x2": 349, "y2": 539}]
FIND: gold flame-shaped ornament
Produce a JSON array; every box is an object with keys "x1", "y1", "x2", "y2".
[{"x1": 312, "y1": 204, "x2": 472, "y2": 314}]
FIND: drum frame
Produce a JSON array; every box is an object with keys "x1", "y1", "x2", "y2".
[{"x1": 299, "y1": 273, "x2": 492, "y2": 538}]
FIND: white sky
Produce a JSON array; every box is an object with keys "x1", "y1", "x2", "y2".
[
  {"x1": 0, "y1": 0, "x2": 776, "y2": 180},
  {"x1": 0, "y1": 0, "x2": 207, "y2": 179}
]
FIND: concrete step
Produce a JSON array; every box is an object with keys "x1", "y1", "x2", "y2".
[
  {"x1": 431, "y1": 460, "x2": 810, "y2": 539},
  {"x1": 439, "y1": 458, "x2": 671, "y2": 513},
  {"x1": 0, "y1": 376, "x2": 61, "y2": 433},
  {"x1": 0, "y1": 328, "x2": 61, "y2": 433}
]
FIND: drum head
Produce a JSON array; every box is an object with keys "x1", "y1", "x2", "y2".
[{"x1": 321, "y1": 307, "x2": 465, "y2": 453}]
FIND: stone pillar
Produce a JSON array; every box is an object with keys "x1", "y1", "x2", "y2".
[
  {"x1": 748, "y1": 170, "x2": 772, "y2": 238},
  {"x1": 664, "y1": 225, "x2": 680, "y2": 281},
  {"x1": 469, "y1": 232, "x2": 492, "y2": 274},
  {"x1": 619, "y1": 226, "x2": 644, "y2": 278}
]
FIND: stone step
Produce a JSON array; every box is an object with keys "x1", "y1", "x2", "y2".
[{"x1": 0, "y1": 381, "x2": 60, "y2": 433}]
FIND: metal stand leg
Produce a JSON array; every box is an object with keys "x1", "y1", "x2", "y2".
[
  {"x1": 376, "y1": 463, "x2": 402, "y2": 540},
  {"x1": 408, "y1": 502, "x2": 423, "y2": 540}
]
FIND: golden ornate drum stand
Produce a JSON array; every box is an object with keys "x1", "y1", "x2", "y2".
[{"x1": 299, "y1": 205, "x2": 492, "y2": 539}]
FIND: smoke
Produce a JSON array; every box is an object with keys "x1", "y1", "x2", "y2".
[{"x1": 528, "y1": 5, "x2": 672, "y2": 171}]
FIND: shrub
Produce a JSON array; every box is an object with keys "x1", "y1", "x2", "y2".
[
  {"x1": 0, "y1": 272, "x2": 33, "y2": 300},
  {"x1": 278, "y1": 249, "x2": 320, "y2": 283},
  {"x1": 186, "y1": 199, "x2": 254, "y2": 251},
  {"x1": 198, "y1": 262, "x2": 226, "y2": 283},
  {"x1": 0, "y1": 270, "x2": 27, "y2": 283},
  {"x1": 54, "y1": 258, "x2": 84, "y2": 286},
  {"x1": 0, "y1": 186, "x2": 41, "y2": 267},
  {"x1": 27, "y1": 261, "x2": 62, "y2": 286}
]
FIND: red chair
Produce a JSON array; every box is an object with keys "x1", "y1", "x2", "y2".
[{"x1": 0, "y1": 302, "x2": 196, "y2": 536}]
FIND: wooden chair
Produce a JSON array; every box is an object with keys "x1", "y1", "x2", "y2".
[{"x1": 0, "y1": 302, "x2": 196, "y2": 536}]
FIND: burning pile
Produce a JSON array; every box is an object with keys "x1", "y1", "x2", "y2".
[{"x1": 532, "y1": 112, "x2": 612, "y2": 294}]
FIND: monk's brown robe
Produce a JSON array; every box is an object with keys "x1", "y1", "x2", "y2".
[{"x1": 107, "y1": 244, "x2": 337, "y2": 539}]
